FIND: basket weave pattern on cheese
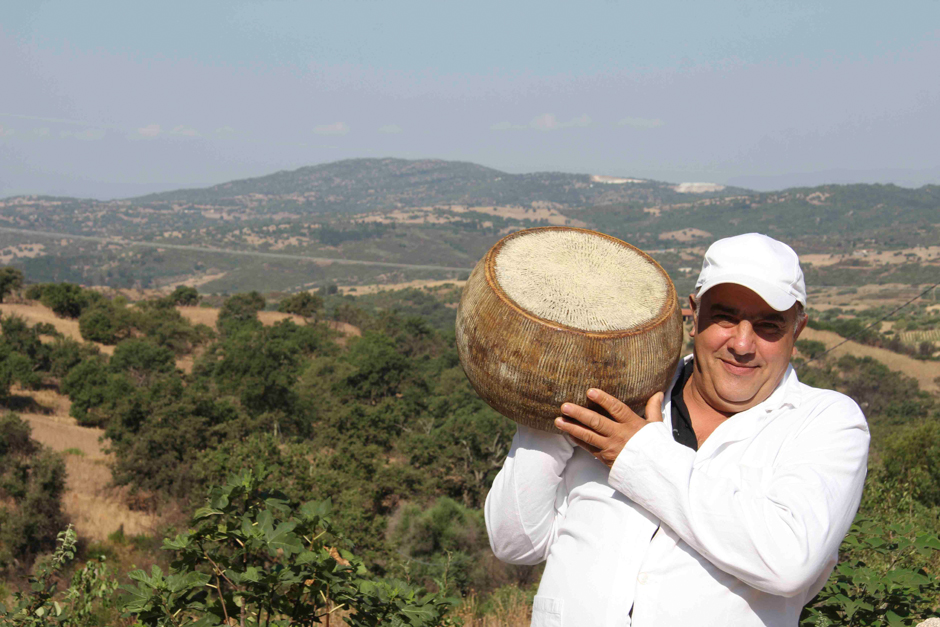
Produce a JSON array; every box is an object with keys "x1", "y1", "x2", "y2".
[{"x1": 456, "y1": 227, "x2": 683, "y2": 432}]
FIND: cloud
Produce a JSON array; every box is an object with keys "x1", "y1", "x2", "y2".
[
  {"x1": 313, "y1": 122, "x2": 349, "y2": 135},
  {"x1": 379, "y1": 124, "x2": 402, "y2": 134},
  {"x1": 530, "y1": 113, "x2": 559, "y2": 131},
  {"x1": 170, "y1": 125, "x2": 200, "y2": 137},
  {"x1": 617, "y1": 116, "x2": 665, "y2": 129},
  {"x1": 60, "y1": 128, "x2": 106, "y2": 141},
  {"x1": 493, "y1": 114, "x2": 593, "y2": 132},
  {"x1": 530, "y1": 113, "x2": 593, "y2": 131},
  {"x1": 137, "y1": 124, "x2": 162, "y2": 138}
]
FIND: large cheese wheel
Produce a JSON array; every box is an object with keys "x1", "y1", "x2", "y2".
[{"x1": 456, "y1": 227, "x2": 683, "y2": 432}]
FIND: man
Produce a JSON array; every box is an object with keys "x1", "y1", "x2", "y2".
[{"x1": 484, "y1": 233, "x2": 869, "y2": 627}]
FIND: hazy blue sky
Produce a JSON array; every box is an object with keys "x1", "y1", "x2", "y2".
[{"x1": 2, "y1": 0, "x2": 939, "y2": 198}]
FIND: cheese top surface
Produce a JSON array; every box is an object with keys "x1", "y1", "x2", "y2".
[{"x1": 494, "y1": 230, "x2": 668, "y2": 332}]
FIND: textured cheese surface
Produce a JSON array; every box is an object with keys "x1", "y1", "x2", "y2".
[{"x1": 494, "y1": 230, "x2": 667, "y2": 332}]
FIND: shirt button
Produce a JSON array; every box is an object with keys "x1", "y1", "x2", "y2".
[{"x1": 637, "y1": 573, "x2": 649, "y2": 584}]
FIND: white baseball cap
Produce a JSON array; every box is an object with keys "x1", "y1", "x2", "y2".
[{"x1": 694, "y1": 233, "x2": 806, "y2": 311}]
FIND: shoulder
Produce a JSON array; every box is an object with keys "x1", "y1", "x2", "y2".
[{"x1": 792, "y1": 380, "x2": 869, "y2": 434}]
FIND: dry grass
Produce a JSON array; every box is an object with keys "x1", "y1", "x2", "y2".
[
  {"x1": 659, "y1": 228, "x2": 712, "y2": 242},
  {"x1": 177, "y1": 305, "x2": 219, "y2": 327},
  {"x1": 9, "y1": 382, "x2": 167, "y2": 542},
  {"x1": 801, "y1": 246, "x2": 940, "y2": 267},
  {"x1": 448, "y1": 589, "x2": 532, "y2": 627},
  {"x1": 339, "y1": 279, "x2": 466, "y2": 295},
  {"x1": 62, "y1": 456, "x2": 164, "y2": 541},
  {"x1": 800, "y1": 327, "x2": 940, "y2": 393},
  {"x1": 0, "y1": 302, "x2": 114, "y2": 354}
]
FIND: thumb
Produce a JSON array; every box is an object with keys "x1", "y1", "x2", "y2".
[{"x1": 645, "y1": 392, "x2": 665, "y2": 423}]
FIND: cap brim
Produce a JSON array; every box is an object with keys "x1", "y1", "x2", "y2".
[{"x1": 698, "y1": 274, "x2": 798, "y2": 311}]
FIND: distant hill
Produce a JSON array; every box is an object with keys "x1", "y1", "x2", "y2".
[
  {"x1": 0, "y1": 158, "x2": 937, "y2": 294},
  {"x1": 129, "y1": 157, "x2": 746, "y2": 214}
]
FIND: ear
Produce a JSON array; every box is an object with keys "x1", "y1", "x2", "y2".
[
  {"x1": 688, "y1": 294, "x2": 698, "y2": 338},
  {"x1": 793, "y1": 312, "x2": 808, "y2": 342}
]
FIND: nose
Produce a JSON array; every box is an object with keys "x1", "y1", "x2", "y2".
[{"x1": 727, "y1": 320, "x2": 757, "y2": 357}]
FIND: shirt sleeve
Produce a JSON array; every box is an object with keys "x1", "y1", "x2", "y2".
[
  {"x1": 608, "y1": 396, "x2": 870, "y2": 598},
  {"x1": 484, "y1": 424, "x2": 575, "y2": 565}
]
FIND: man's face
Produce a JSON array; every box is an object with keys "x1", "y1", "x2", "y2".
[{"x1": 690, "y1": 283, "x2": 806, "y2": 414}]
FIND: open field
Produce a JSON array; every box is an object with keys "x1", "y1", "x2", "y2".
[
  {"x1": 353, "y1": 203, "x2": 587, "y2": 228},
  {"x1": 10, "y1": 387, "x2": 166, "y2": 542},
  {"x1": 802, "y1": 245, "x2": 940, "y2": 267},
  {"x1": 807, "y1": 283, "x2": 935, "y2": 312},
  {"x1": 339, "y1": 278, "x2": 467, "y2": 295},
  {"x1": 800, "y1": 327, "x2": 940, "y2": 393}
]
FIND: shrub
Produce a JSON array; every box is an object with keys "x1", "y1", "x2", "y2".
[
  {"x1": 0, "y1": 266, "x2": 24, "y2": 302},
  {"x1": 800, "y1": 518, "x2": 940, "y2": 626},
  {"x1": 120, "y1": 472, "x2": 454, "y2": 626},
  {"x1": 38, "y1": 283, "x2": 99, "y2": 318},
  {"x1": 880, "y1": 419, "x2": 940, "y2": 507},
  {"x1": 278, "y1": 291, "x2": 323, "y2": 320},
  {"x1": 0, "y1": 413, "x2": 67, "y2": 574},
  {"x1": 167, "y1": 285, "x2": 200, "y2": 306}
]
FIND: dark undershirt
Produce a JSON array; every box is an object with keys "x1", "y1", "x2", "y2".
[{"x1": 670, "y1": 360, "x2": 698, "y2": 451}]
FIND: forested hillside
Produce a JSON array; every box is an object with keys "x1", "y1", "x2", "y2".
[{"x1": 1, "y1": 271, "x2": 939, "y2": 624}]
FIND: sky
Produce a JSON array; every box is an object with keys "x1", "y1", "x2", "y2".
[{"x1": 2, "y1": 0, "x2": 939, "y2": 199}]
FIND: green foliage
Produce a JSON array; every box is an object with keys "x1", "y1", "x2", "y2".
[
  {"x1": 0, "y1": 526, "x2": 77, "y2": 625},
  {"x1": 0, "y1": 266, "x2": 24, "y2": 302},
  {"x1": 109, "y1": 339, "x2": 176, "y2": 385},
  {"x1": 46, "y1": 337, "x2": 101, "y2": 379},
  {"x1": 78, "y1": 300, "x2": 134, "y2": 344},
  {"x1": 167, "y1": 285, "x2": 201, "y2": 306},
  {"x1": 37, "y1": 283, "x2": 99, "y2": 319},
  {"x1": 801, "y1": 519, "x2": 940, "y2": 626},
  {"x1": 390, "y1": 498, "x2": 490, "y2": 594},
  {"x1": 342, "y1": 332, "x2": 413, "y2": 401},
  {"x1": 217, "y1": 291, "x2": 266, "y2": 337},
  {"x1": 0, "y1": 413, "x2": 68, "y2": 574},
  {"x1": 278, "y1": 291, "x2": 323, "y2": 320},
  {"x1": 119, "y1": 471, "x2": 454, "y2": 626},
  {"x1": 796, "y1": 339, "x2": 827, "y2": 360},
  {"x1": 60, "y1": 357, "x2": 112, "y2": 426},
  {"x1": 881, "y1": 419, "x2": 940, "y2": 507}
]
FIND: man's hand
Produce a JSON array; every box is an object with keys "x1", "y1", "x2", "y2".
[{"x1": 555, "y1": 389, "x2": 665, "y2": 468}]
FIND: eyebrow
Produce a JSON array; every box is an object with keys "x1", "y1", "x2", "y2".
[{"x1": 710, "y1": 303, "x2": 787, "y2": 324}]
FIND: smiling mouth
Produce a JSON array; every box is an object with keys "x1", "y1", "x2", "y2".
[{"x1": 720, "y1": 359, "x2": 758, "y2": 375}]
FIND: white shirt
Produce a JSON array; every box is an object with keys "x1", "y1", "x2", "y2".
[{"x1": 484, "y1": 357, "x2": 870, "y2": 627}]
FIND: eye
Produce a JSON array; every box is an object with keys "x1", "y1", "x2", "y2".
[{"x1": 756, "y1": 321, "x2": 785, "y2": 335}]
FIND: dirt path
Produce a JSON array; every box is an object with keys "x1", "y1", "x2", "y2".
[{"x1": 801, "y1": 327, "x2": 940, "y2": 393}]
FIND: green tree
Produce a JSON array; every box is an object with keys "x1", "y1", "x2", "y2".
[
  {"x1": 167, "y1": 285, "x2": 200, "y2": 306},
  {"x1": 278, "y1": 291, "x2": 324, "y2": 321},
  {"x1": 78, "y1": 301, "x2": 133, "y2": 344},
  {"x1": 0, "y1": 266, "x2": 24, "y2": 302},
  {"x1": 38, "y1": 283, "x2": 98, "y2": 319}
]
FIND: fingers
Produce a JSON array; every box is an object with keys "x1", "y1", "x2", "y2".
[
  {"x1": 554, "y1": 415, "x2": 606, "y2": 449},
  {"x1": 585, "y1": 388, "x2": 639, "y2": 424},
  {"x1": 645, "y1": 392, "x2": 665, "y2": 423},
  {"x1": 559, "y1": 401, "x2": 613, "y2": 436}
]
